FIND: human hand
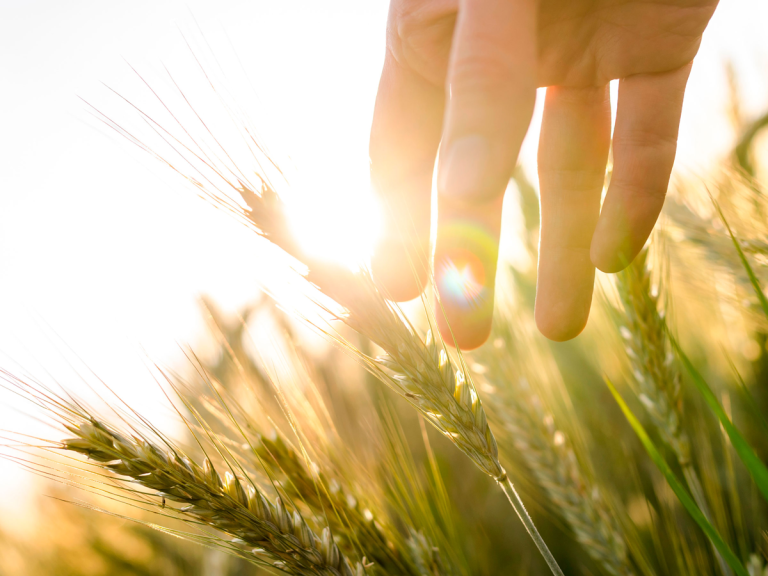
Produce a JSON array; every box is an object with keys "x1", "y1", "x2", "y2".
[{"x1": 369, "y1": 0, "x2": 718, "y2": 348}]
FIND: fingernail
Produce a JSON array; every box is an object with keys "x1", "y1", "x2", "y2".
[{"x1": 438, "y1": 135, "x2": 490, "y2": 200}]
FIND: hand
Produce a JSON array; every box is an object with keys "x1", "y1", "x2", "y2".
[{"x1": 369, "y1": 0, "x2": 718, "y2": 348}]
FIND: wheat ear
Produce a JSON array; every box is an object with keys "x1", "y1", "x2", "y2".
[
  {"x1": 238, "y1": 183, "x2": 502, "y2": 479},
  {"x1": 256, "y1": 430, "x2": 436, "y2": 576},
  {"x1": 475, "y1": 316, "x2": 635, "y2": 576},
  {"x1": 617, "y1": 247, "x2": 731, "y2": 576},
  {"x1": 235, "y1": 183, "x2": 562, "y2": 574},
  {"x1": 498, "y1": 387, "x2": 632, "y2": 575},
  {"x1": 62, "y1": 417, "x2": 365, "y2": 576},
  {"x1": 193, "y1": 310, "x2": 452, "y2": 576}
]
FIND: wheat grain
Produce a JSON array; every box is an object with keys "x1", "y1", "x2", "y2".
[
  {"x1": 499, "y1": 386, "x2": 632, "y2": 575},
  {"x1": 406, "y1": 530, "x2": 445, "y2": 576}
]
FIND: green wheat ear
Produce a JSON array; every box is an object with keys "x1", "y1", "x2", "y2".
[{"x1": 615, "y1": 245, "x2": 736, "y2": 576}]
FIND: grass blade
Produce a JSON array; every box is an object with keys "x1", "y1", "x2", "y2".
[
  {"x1": 669, "y1": 336, "x2": 768, "y2": 504},
  {"x1": 604, "y1": 377, "x2": 748, "y2": 576},
  {"x1": 712, "y1": 197, "x2": 768, "y2": 319}
]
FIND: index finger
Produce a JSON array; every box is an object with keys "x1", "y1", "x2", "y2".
[{"x1": 434, "y1": 0, "x2": 537, "y2": 349}]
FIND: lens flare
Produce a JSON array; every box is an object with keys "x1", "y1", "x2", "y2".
[
  {"x1": 437, "y1": 248, "x2": 487, "y2": 309},
  {"x1": 435, "y1": 221, "x2": 497, "y2": 311}
]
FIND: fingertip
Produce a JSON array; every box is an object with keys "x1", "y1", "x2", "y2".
[
  {"x1": 371, "y1": 237, "x2": 430, "y2": 302},
  {"x1": 433, "y1": 201, "x2": 500, "y2": 350},
  {"x1": 534, "y1": 247, "x2": 595, "y2": 342},
  {"x1": 533, "y1": 273, "x2": 592, "y2": 342},
  {"x1": 589, "y1": 217, "x2": 644, "y2": 273},
  {"x1": 435, "y1": 303, "x2": 493, "y2": 351},
  {"x1": 590, "y1": 247, "x2": 634, "y2": 274},
  {"x1": 433, "y1": 275, "x2": 495, "y2": 350},
  {"x1": 433, "y1": 254, "x2": 496, "y2": 350},
  {"x1": 534, "y1": 302, "x2": 589, "y2": 342}
]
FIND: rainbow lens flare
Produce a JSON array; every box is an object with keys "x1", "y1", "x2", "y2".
[
  {"x1": 437, "y1": 248, "x2": 487, "y2": 309},
  {"x1": 435, "y1": 220, "x2": 497, "y2": 311}
]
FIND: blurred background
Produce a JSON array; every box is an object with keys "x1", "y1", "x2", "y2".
[{"x1": 1, "y1": 0, "x2": 768, "y2": 574}]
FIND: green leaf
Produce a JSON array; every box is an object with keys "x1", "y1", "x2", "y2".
[
  {"x1": 669, "y1": 335, "x2": 768, "y2": 504},
  {"x1": 604, "y1": 377, "x2": 749, "y2": 576}
]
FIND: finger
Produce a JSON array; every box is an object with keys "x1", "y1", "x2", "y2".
[
  {"x1": 591, "y1": 63, "x2": 692, "y2": 273},
  {"x1": 434, "y1": 0, "x2": 537, "y2": 349},
  {"x1": 535, "y1": 85, "x2": 611, "y2": 342},
  {"x1": 434, "y1": 197, "x2": 502, "y2": 350},
  {"x1": 370, "y1": 46, "x2": 445, "y2": 301}
]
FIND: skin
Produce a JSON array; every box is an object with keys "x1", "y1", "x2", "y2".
[{"x1": 369, "y1": 0, "x2": 719, "y2": 349}]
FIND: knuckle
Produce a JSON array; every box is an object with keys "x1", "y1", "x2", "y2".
[
  {"x1": 391, "y1": 1, "x2": 435, "y2": 39},
  {"x1": 388, "y1": 1, "x2": 455, "y2": 58},
  {"x1": 610, "y1": 169, "x2": 671, "y2": 199},
  {"x1": 614, "y1": 179, "x2": 668, "y2": 200},
  {"x1": 550, "y1": 85, "x2": 608, "y2": 107},
  {"x1": 449, "y1": 50, "x2": 532, "y2": 101},
  {"x1": 615, "y1": 129, "x2": 678, "y2": 153},
  {"x1": 538, "y1": 167, "x2": 606, "y2": 195}
]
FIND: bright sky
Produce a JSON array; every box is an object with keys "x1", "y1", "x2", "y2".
[{"x1": 1, "y1": 0, "x2": 767, "y2": 520}]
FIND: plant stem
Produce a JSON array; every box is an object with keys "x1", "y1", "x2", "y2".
[{"x1": 498, "y1": 474, "x2": 564, "y2": 576}]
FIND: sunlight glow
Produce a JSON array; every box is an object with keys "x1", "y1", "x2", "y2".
[{"x1": 286, "y1": 179, "x2": 383, "y2": 271}]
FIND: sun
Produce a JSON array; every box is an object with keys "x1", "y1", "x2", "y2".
[{"x1": 285, "y1": 179, "x2": 383, "y2": 271}]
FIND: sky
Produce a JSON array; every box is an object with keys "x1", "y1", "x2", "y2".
[{"x1": 0, "y1": 0, "x2": 767, "y2": 520}]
